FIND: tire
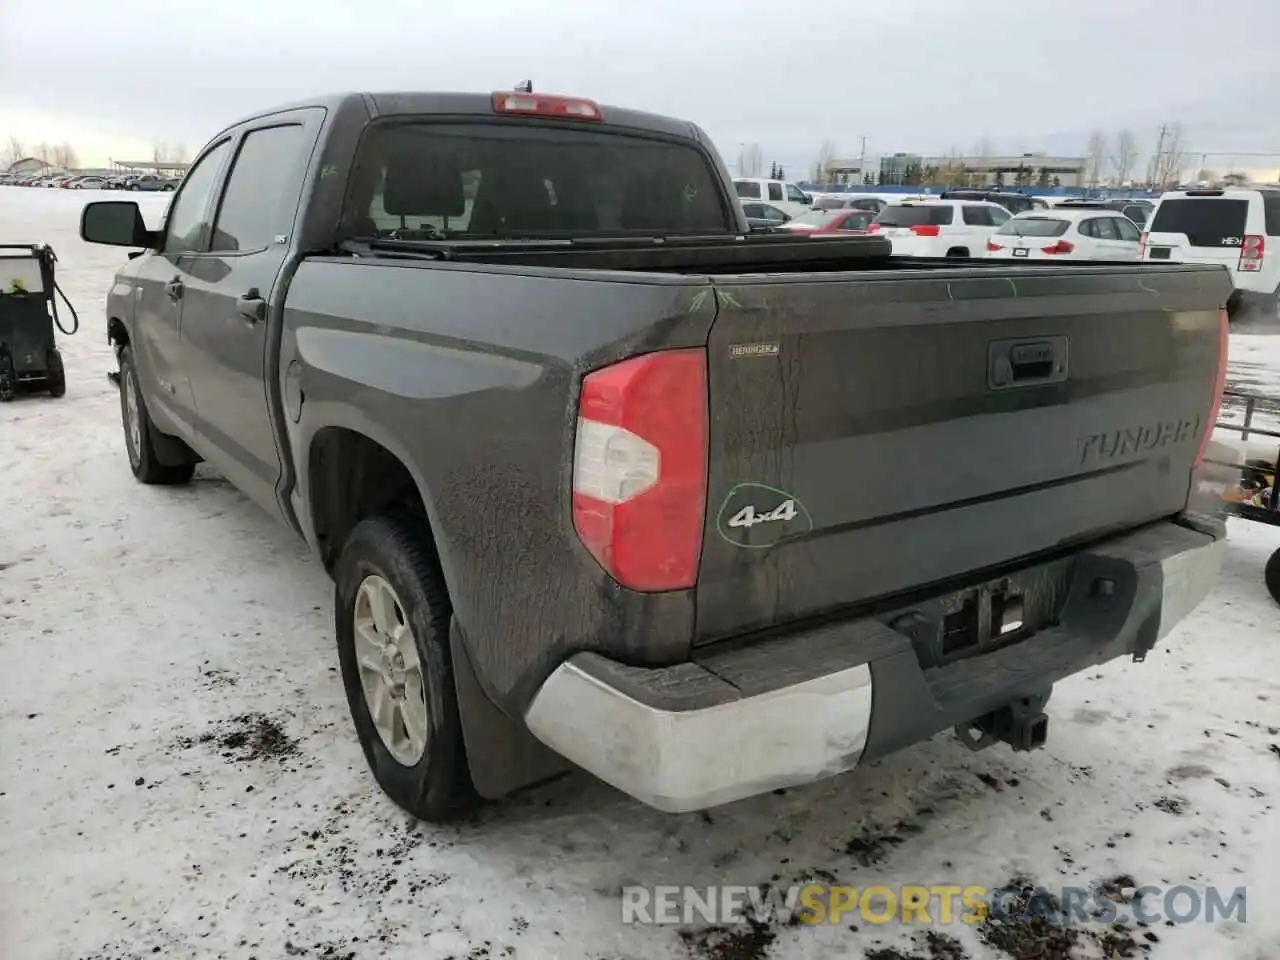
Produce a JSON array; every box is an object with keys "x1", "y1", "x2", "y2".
[
  {"x1": 334, "y1": 512, "x2": 477, "y2": 822},
  {"x1": 46, "y1": 348, "x2": 66, "y2": 398},
  {"x1": 118, "y1": 346, "x2": 195, "y2": 485},
  {"x1": 1265, "y1": 548, "x2": 1280, "y2": 606},
  {"x1": 0, "y1": 348, "x2": 14, "y2": 402}
]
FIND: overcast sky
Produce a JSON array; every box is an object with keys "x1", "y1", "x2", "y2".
[{"x1": 2, "y1": 0, "x2": 1278, "y2": 172}]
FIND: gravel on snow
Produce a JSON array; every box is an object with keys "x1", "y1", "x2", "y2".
[{"x1": 2, "y1": 187, "x2": 1278, "y2": 960}]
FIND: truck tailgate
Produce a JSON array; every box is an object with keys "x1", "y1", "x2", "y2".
[{"x1": 696, "y1": 264, "x2": 1229, "y2": 644}]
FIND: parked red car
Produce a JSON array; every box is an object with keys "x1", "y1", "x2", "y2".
[{"x1": 780, "y1": 208, "x2": 877, "y2": 235}]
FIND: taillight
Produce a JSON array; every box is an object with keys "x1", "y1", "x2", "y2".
[
  {"x1": 1239, "y1": 235, "x2": 1264, "y2": 273},
  {"x1": 866, "y1": 223, "x2": 881, "y2": 233},
  {"x1": 572, "y1": 349, "x2": 707, "y2": 591},
  {"x1": 1193, "y1": 308, "x2": 1230, "y2": 468},
  {"x1": 1138, "y1": 232, "x2": 1148, "y2": 258},
  {"x1": 910, "y1": 225, "x2": 941, "y2": 237},
  {"x1": 986, "y1": 240, "x2": 1002, "y2": 252},
  {"x1": 1041, "y1": 240, "x2": 1075, "y2": 255}
]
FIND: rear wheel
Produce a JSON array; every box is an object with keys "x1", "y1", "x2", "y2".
[
  {"x1": 118, "y1": 346, "x2": 195, "y2": 485},
  {"x1": 334, "y1": 512, "x2": 477, "y2": 822},
  {"x1": 1265, "y1": 548, "x2": 1280, "y2": 605},
  {"x1": 46, "y1": 348, "x2": 65, "y2": 398}
]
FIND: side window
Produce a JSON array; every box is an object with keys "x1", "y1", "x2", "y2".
[
  {"x1": 1094, "y1": 218, "x2": 1120, "y2": 240},
  {"x1": 162, "y1": 140, "x2": 231, "y2": 255},
  {"x1": 962, "y1": 205, "x2": 992, "y2": 226},
  {"x1": 767, "y1": 182, "x2": 784, "y2": 202},
  {"x1": 1122, "y1": 206, "x2": 1147, "y2": 228},
  {"x1": 1078, "y1": 219, "x2": 1098, "y2": 238},
  {"x1": 209, "y1": 124, "x2": 308, "y2": 253},
  {"x1": 786, "y1": 184, "x2": 807, "y2": 203},
  {"x1": 742, "y1": 203, "x2": 762, "y2": 218},
  {"x1": 1114, "y1": 217, "x2": 1142, "y2": 242},
  {"x1": 989, "y1": 205, "x2": 1011, "y2": 226},
  {"x1": 1263, "y1": 196, "x2": 1280, "y2": 236},
  {"x1": 734, "y1": 181, "x2": 762, "y2": 200}
]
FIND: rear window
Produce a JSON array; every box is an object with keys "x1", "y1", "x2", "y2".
[
  {"x1": 996, "y1": 217, "x2": 1070, "y2": 238},
  {"x1": 1149, "y1": 198, "x2": 1249, "y2": 247},
  {"x1": 734, "y1": 181, "x2": 762, "y2": 200},
  {"x1": 814, "y1": 196, "x2": 846, "y2": 210},
  {"x1": 342, "y1": 122, "x2": 731, "y2": 240},
  {"x1": 875, "y1": 204, "x2": 954, "y2": 227}
]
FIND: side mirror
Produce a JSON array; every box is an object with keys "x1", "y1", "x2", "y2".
[{"x1": 81, "y1": 201, "x2": 158, "y2": 248}]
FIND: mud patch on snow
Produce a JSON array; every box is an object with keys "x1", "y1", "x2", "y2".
[
  {"x1": 1153, "y1": 794, "x2": 1190, "y2": 815},
  {"x1": 979, "y1": 877, "x2": 1153, "y2": 960},
  {"x1": 866, "y1": 930, "x2": 969, "y2": 960},
  {"x1": 679, "y1": 918, "x2": 776, "y2": 960},
  {"x1": 175, "y1": 712, "x2": 299, "y2": 762}
]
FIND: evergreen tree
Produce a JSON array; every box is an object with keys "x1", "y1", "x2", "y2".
[
  {"x1": 1036, "y1": 167, "x2": 1051, "y2": 187},
  {"x1": 993, "y1": 170, "x2": 1006, "y2": 188}
]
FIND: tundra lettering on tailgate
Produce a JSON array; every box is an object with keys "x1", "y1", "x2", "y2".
[{"x1": 1078, "y1": 415, "x2": 1202, "y2": 466}]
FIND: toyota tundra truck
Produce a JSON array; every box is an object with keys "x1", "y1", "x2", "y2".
[{"x1": 80, "y1": 90, "x2": 1232, "y2": 821}]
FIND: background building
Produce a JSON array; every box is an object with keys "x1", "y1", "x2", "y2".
[
  {"x1": 922, "y1": 152, "x2": 1086, "y2": 188},
  {"x1": 823, "y1": 158, "x2": 867, "y2": 185},
  {"x1": 879, "y1": 152, "x2": 923, "y2": 185}
]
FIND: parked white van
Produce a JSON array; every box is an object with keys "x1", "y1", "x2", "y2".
[
  {"x1": 1142, "y1": 187, "x2": 1280, "y2": 320},
  {"x1": 732, "y1": 178, "x2": 813, "y2": 218}
]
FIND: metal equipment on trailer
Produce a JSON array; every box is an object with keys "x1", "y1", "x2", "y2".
[
  {"x1": 1205, "y1": 389, "x2": 1280, "y2": 604},
  {"x1": 0, "y1": 243, "x2": 80, "y2": 401}
]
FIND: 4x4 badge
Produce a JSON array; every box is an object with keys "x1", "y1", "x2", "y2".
[{"x1": 715, "y1": 482, "x2": 813, "y2": 549}]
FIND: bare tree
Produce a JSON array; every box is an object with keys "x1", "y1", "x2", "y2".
[
  {"x1": 740, "y1": 142, "x2": 764, "y2": 179},
  {"x1": 1085, "y1": 130, "x2": 1108, "y2": 187},
  {"x1": 1109, "y1": 129, "x2": 1138, "y2": 184},
  {"x1": 972, "y1": 137, "x2": 994, "y2": 160},
  {"x1": 36, "y1": 142, "x2": 52, "y2": 167},
  {"x1": 4, "y1": 137, "x2": 23, "y2": 166},
  {"x1": 170, "y1": 143, "x2": 189, "y2": 164},
  {"x1": 1195, "y1": 168, "x2": 1217, "y2": 184},
  {"x1": 152, "y1": 141, "x2": 169, "y2": 164},
  {"x1": 812, "y1": 139, "x2": 837, "y2": 184},
  {"x1": 51, "y1": 143, "x2": 79, "y2": 170},
  {"x1": 1154, "y1": 123, "x2": 1188, "y2": 186}
]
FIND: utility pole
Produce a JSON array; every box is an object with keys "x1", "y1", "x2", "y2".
[
  {"x1": 1149, "y1": 124, "x2": 1168, "y2": 186},
  {"x1": 857, "y1": 135, "x2": 867, "y2": 182}
]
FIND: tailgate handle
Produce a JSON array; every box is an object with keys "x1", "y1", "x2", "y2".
[{"x1": 989, "y1": 336, "x2": 1068, "y2": 389}]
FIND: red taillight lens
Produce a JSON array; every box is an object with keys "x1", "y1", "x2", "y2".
[
  {"x1": 572, "y1": 349, "x2": 707, "y2": 591},
  {"x1": 866, "y1": 223, "x2": 881, "y2": 233},
  {"x1": 986, "y1": 240, "x2": 1002, "y2": 252},
  {"x1": 1041, "y1": 240, "x2": 1075, "y2": 255},
  {"x1": 909, "y1": 225, "x2": 941, "y2": 237},
  {"x1": 1138, "y1": 232, "x2": 1148, "y2": 258},
  {"x1": 491, "y1": 92, "x2": 602, "y2": 121},
  {"x1": 1193, "y1": 308, "x2": 1230, "y2": 468},
  {"x1": 1239, "y1": 235, "x2": 1264, "y2": 273}
]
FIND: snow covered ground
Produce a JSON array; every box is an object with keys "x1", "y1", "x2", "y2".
[{"x1": 1, "y1": 187, "x2": 1278, "y2": 960}]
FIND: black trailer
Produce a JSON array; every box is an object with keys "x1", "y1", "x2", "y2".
[{"x1": 1206, "y1": 389, "x2": 1280, "y2": 603}]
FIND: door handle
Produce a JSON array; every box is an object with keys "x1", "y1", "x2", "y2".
[
  {"x1": 165, "y1": 277, "x2": 184, "y2": 301},
  {"x1": 236, "y1": 288, "x2": 266, "y2": 324}
]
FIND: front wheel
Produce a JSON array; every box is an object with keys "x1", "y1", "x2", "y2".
[
  {"x1": 334, "y1": 512, "x2": 477, "y2": 822},
  {"x1": 118, "y1": 347, "x2": 195, "y2": 485},
  {"x1": 46, "y1": 348, "x2": 66, "y2": 397}
]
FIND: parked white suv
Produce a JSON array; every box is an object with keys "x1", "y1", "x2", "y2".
[
  {"x1": 1142, "y1": 187, "x2": 1280, "y2": 319},
  {"x1": 986, "y1": 208, "x2": 1143, "y2": 261},
  {"x1": 869, "y1": 200, "x2": 1010, "y2": 257}
]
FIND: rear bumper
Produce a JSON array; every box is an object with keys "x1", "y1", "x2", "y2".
[{"x1": 523, "y1": 519, "x2": 1225, "y2": 813}]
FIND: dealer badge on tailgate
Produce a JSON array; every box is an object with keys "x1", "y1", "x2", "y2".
[{"x1": 715, "y1": 482, "x2": 813, "y2": 549}]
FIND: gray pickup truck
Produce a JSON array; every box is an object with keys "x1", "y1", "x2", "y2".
[{"x1": 80, "y1": 90, "x2": 1232, "y2": 822}]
